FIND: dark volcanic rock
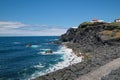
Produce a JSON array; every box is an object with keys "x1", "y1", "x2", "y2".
[
  {"x1": 35, "y1": 22, "x2": 120, "y2": 80},
  {"x1": 53, "y1": 41, "x2": 62, "y2": 45},
  {"x1": 45, "y1": 49, "x2": 53, "y2": 54},
  {"x1": 60, "y1": 28, "x2": 77, "y2": 42},
  {"x1": 60, "y1": 22, "x2": 120, "y2": 44},
  {"x1": 35, "y1": 44, "x2": 120, "y2": 80}
]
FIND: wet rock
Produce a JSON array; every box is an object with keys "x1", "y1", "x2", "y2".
[
  {"x1": 26, "y1": 44, "x2": 32, "y2": 47},
  {"x1": 45, "y1": 49, "x2": 53, "y2": 54},
  {"x1": 53, "y1": 41, "x2": 62, "y2": 45}
]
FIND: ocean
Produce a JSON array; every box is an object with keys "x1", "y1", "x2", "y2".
[{"x1": 0, "y1": 36, "x2": 81, "y2": 80}]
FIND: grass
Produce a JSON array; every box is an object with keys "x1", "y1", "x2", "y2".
[
  {"x1": 108, "y1": 22, "x2": 120, "y2": 28},
  {"x1": 81, "y1": 53, "x2": 90, "y2": 61},
  {"x1": 99, "y1": 30, "x2": 113, "y2": 35},
  {"x1": 99, "y1": 30, "x2": 120, "y2": 39},
  {"x1": 80, "y1": 22, "x2": 94, "y2": 27},
  {"x1": 114, "y1": 31, "x2": 120, "y2": 38}
]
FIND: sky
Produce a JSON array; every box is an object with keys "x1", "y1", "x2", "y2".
[{"x1": 0, "y1": 0, "x2": 120, "y2": 36}]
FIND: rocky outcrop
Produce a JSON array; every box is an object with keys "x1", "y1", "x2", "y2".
[
  {"x1": 60, "y1": 22, "x2": 120, "y2": 44},
  {"x1": 35, "y1": 44, "x2": 120, "y2": 80},
  {"x1": 60, "y1": 22, "x2": 120, "y2": 52},
  {"x1": 60, "y1": 28, "x2": 77, "y2": 42},
  {"x1": 35, "y1": 22, "x2": 120, "y2": 80},
  {"x1": 45, "y1": 49, "x2": 53, "y2": 54}
]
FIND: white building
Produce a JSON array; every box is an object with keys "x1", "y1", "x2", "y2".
[
  {"x1": 92, "y1": 18, "x2": 104, "y2": 23},
  {"x1": 115, "y1": 18, "x2": 120, "y2": 22}
]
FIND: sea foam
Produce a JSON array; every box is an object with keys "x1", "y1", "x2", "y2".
[
  {"x1": 33, "y1": 63, "x2": 44, "y2": 69},
  {"x1": 31, "y1": 45, "x2": 40, "y2": 48},
  {"x1": 29, "y1": 45, "x2": 82, "y2": 80}
]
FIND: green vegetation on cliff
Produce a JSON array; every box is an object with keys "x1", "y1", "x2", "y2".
[{"x1": 60, "y1": 22, "x2": 120, "y2": 45}]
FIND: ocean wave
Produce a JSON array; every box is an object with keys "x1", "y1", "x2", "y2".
[
  {"x1": 31, "y1": 45, "x2": 40, "y2": 48},
  {"x1": 13, "y1": 42, "x2": 21, "y2": 44},
  {"x1": 38, "y1": 49, "x2": 52, "y2": 55},
  {"x1": 28, "y1": 46, "x2": 82, "y2": 80},
  {"x1": 39, "y1": 47, "x2": 66, "y2": 55},
  {"x1": 33, "y1": 63, "x2": 44, "y2": 69},
  {"x1": 54, "y1": 39, "x2": 58, "y2": 40},
  {"x1": 40, "y1": 49, "x2": 51, "y2": 51}
]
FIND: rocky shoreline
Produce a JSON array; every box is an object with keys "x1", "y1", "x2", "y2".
[
  {"x1": 34, "y1": 22, "x2": 120, "y2": 80},
  {"x1": 34, "y1": 42, "x2": 120, "y2": 80}
]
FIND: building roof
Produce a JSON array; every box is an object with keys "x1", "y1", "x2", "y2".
[{"x1": 92, "y1": 18, "x2": 98, "y2": 21}]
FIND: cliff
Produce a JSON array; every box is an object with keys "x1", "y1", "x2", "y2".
[
  {"x1": 60, "y1": 22, "x2": 120, "y2": 53},
  {"x1": 60, "y1": 22, "x2": 120, "y2": 44},
  {"x1": 35, "y1": 21, "x2": 120, "y2": 80}
]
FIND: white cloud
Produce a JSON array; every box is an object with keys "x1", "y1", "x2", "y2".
[
  {"x1": 0, "y1": 21, "x2": 29, "y2": 29},
  {"x1": 0, "y1": 21, "x2": 67, "y2": 36},
  {"x1": 71, "y1": 26, "x2": 78, "y2": 29}
]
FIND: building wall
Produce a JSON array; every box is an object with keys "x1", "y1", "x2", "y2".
[{"x1": 115, "y1": 19, "x2": 120, "y2": 22}]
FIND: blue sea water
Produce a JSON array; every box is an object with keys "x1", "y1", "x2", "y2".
[{"x1": 0, "y1": 36, "x2": 64, "y2": 80}]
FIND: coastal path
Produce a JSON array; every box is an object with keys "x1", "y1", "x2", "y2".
[{"x1": 76, "y1": 58, "x2": 120, "y2": 80}]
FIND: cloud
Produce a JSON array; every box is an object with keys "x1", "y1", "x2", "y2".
[
  {"x1": 0, "y1": 21, "x2": 67, "y2": 36},
  {"x1": 71, "y1": 26, "x2": 78, "y2": 28},
  {"x1": 0, "y1": 21, "x2": 29, "y2": 29}
]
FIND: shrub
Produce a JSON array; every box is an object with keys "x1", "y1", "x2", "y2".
[{"x1": 80, "y1": 22, "x2": 93, "y2": 27}]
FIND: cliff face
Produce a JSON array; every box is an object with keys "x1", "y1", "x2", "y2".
[
  {"x1": 60, "y1": 22, "x2": 120, "y2": 45},
  {"x1": 35, "y1": 22, "x2": 120, "y2": 80}
]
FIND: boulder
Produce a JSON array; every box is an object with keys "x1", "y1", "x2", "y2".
[
  {"x1": 26, "y1": 44, "x2": 31, "y2": 47},
  {"x1": 45, "y1": 49, "x2": 53, "y2": 54}
]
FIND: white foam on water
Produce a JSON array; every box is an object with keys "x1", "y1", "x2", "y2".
[
  {"x1": 54, "y1": 39, "x2": 58, "y2": 41},
  {"x1": 40, "y1": 49, "x2": 51, "y2": 50},
  {"x1": 28, "y1": 45, "x2": 82, "y2": 80},
  {"x1": 38, "y1": 49, "x2": 52, "y2": 55},
  {"x1": 31, "y1": 45, "x2": 39, "y2": 48},
  {"x1": 33, "y1": 63, "x2": 44, "y2": 69},
  {"x1": 13, "y1": 42, "x2": 21, "y2": 44}
]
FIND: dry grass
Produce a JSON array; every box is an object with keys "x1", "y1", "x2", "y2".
[
  {"x1": 114, "y1": 31, "x2": 120, "y2": 38},
  {"x1": 81, "y1": 53, "x2": 90, "y2": 61},
  {"x1": 99, "y1": 30, "x2": 113, "y2": 35},
  {"x1": 99, "y1": 30, "x2": 120, "y2": 40},
  {"x1": 109, "y1": 22, "x2": 120, "y2": 27}
]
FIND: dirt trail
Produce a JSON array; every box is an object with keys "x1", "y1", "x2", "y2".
[{"x1": 77, "y1": 58, "x2": 120, "y2": 80}]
